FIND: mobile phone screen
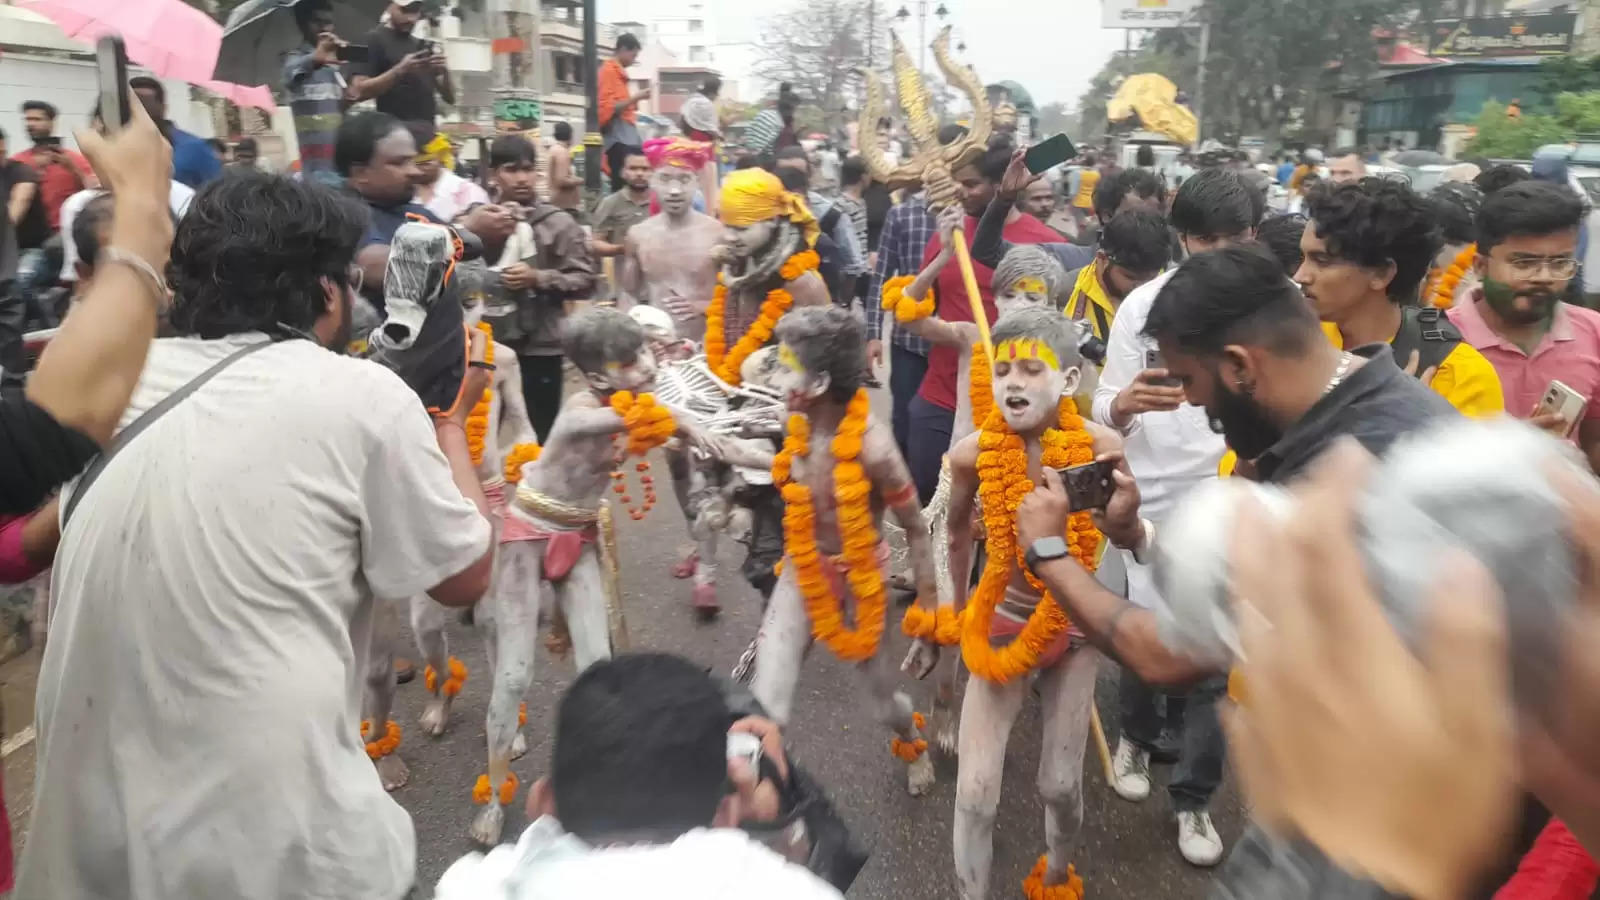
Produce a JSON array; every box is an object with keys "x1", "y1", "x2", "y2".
[
  {"x1": 1024, "y1": 134, "x2": 1076, "y2": 175},
  {"x1": 96, "y1": 35, "x2": 130, "y2": 132},
  {"x1": 1059, "y1": 460, "x2": 1116, "y2": 512},
  {"x1": 337, "y1": 43, "x2": 370, "y2": 64}
]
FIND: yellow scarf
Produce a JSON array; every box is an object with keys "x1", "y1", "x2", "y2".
[
  {"x1": 719, "y1": 169, "x2": 820, "y2": 249},
  {"x1": 1062, "y1": 263, "x2": 1115, "y2": 341}
]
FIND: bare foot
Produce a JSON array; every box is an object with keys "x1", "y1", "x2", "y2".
[
  {"x1": 692, "y1": 583, "x2": 720, "y2": 619},
  {"x1": 932, "y1": 706, "x2": 958, "y2": 758},
  {"x1": 419, "y1": 698, "x2": 452, "y2": 737},
  {"x1": 907, "y1": 754, "x2": 936, "y2": 796},
  {"x1": 469, "y1": 802, "x2": 505, "y2": 846},
  {"x1": 511, "y1": 731, "x2": 528, "y2": 760},
  {"x1": 672, "y1": 551, "x2": 699, "y2": 579},
  {"x1": 374, "y1": 754, "x2": 409, "y2": 792}
]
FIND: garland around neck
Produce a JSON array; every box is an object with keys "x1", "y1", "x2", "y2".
[{"x1": 720, "y1": 221, "x2": 804, "y2": 294}]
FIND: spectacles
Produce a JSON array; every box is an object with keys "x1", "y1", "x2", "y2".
[{"x1": 1507, "y1": 256, "x2": 1579, "y2": 279}]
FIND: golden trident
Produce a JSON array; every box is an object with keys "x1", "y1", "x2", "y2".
[{"x1": 857, "y1": 26, "x2": 996, "y2": 359}]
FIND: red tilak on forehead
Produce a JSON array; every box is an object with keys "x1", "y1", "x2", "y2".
[{"x1": 993, "y1": 338, "x2": 1061, "y2": 370}]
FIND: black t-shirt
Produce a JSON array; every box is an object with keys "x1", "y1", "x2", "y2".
[
  {"x1": 361, "y1": 26, "x2": 436, "y2": 126},
  {"x1": 1, "y1": 161, "x2": 41, "y2": 276},
  {"x1": 1, "y1": 393, "x2": 100, "y2": 516},
  {"x1": 2, "y1": 160, "x2": 47, "y2": 251}
]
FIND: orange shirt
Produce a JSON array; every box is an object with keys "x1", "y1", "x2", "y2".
[{"x1": 598, "y1": 59, "x2": 635, "y2": 129}]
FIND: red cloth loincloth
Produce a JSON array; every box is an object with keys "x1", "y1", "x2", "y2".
[
  {"x1": 989, "y1": 605, "x2": 1083, "y2": 672},
  {"x1": 496, "y1": 488, "x2": 599, "y2": 581}
]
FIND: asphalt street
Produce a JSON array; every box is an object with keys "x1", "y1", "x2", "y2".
[{"x1": 387, "y1": 389, "x2": 1247, "y2": 899}]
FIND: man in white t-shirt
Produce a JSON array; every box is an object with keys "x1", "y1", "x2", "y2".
[{"x1": 19, "y1": 173, "x2": 494, "y2": 899}]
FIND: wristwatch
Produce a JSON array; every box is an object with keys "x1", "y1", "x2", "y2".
[{"x1": 1023, "y1": 536, "x2": 1071, "y2": 574}]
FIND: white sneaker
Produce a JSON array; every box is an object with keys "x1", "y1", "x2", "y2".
[
  {"x1": 1110, "y1": 737, "x2": 1151, "y2": 802},
  {"x1": 1176, "y1": 810, "x2": 1224, "y2": 867}
]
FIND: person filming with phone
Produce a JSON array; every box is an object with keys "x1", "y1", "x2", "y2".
[
  {"x1": 284, "y1": 0, "x2": 354, "y2": 186},
  {"x1": 350, "y1": 0, "x2": 453, "y2": 139},
  {"x1": 1446, "y1": 180, "x2": 1600, "y2": 474}
]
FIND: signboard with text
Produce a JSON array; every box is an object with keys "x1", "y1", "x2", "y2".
[
  {"x1": 1428, "y1": 13, "x2": 1576, "y2": 58},
  {"x1": 1102, "y1": 0, "x2": 1201, "y2": 29}
]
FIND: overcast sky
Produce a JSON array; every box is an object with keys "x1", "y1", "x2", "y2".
[{"x1": 596, "y1": 0, "x2": 1130, "y2": 111}]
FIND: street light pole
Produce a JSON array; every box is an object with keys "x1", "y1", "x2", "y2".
[{"x1": 583, "y1": 0, "x2": 601, "y2": 192}]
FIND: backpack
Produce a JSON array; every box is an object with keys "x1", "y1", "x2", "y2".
[
  {"x1": 1390, "y1": 306, "x2": 1463, "y2": 377},
  {"x1": 813, "y1": 204, "x2": 845, "y2": 303}
]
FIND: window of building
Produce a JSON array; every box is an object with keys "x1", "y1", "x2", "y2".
[{"x1": 689, "y1": 18, "x2": 703, "y2": 32}]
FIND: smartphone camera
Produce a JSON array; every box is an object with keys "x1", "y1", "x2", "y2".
[{"x1": 1060, "y1": 460, "x2": 1116, "y2": 512}]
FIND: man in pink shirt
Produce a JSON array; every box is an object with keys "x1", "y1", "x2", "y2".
[{"x1": 1448, "y1": 180, "x2": 1600, "y2": 473}]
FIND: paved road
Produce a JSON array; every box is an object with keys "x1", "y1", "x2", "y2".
[{"x1": 385, "y1": 390, "x2": 1246, "y2": 898}]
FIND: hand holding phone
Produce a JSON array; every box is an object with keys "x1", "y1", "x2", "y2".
[
  {"x1": 95, "y1": 35, "x2": 131, "y2": 133},
  {"x1": 335, "y1": 42, "x2": 368, "y2": 65},
  {"x1": 1060, "y1": 460, "x2": 1117, "y2": 512},
  {"x1": 1143, "y1": 349, "x2": 1181, "y2": 387},
  {"x1": 1024, "y1": 134, "x2": 1077, "y2": 176},
  {"x1": 1531, "y1": 379, "x2": 1587, "y2": 438}
]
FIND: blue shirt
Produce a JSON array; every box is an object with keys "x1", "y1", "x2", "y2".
[
  {"x1": 1275, "y1": 162, "x2": 1295, "y2": 186},
  {"x1": 169, "y1": 127, "x2": 222, "y2": 189}
]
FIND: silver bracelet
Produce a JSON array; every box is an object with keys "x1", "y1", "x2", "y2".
[{"x1": 100, "y1": 247, "x2": 170, "y2": 308}]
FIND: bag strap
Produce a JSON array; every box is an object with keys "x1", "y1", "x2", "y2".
[
  {"x1": 62, "y1": 340, "x2": 275, "y2": 529},
  {"x1": 1390, "y1": 306, "x2": 1461, "y2": 379}
]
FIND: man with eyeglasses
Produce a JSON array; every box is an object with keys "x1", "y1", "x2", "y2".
[
  {"x1": 1298, "y1": 177, "x2": 1504, "y2": 418},
  {"x1": 1449, "y1": 180, "x2": 1600, "y2": 473}
]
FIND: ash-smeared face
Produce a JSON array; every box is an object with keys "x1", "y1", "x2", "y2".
[
  {"x1": 652, "y1": 166, "x2": 697, "y2": 217},
  {"x1": 992, "y1": 337, "x2": 1076, "y2": 432},
  {"x1": 721, "y1": 219, "x2": 778, "y2": 260},
  {"x1": 994, "y1": 276, "x2": 1052, "y2": 318},
  {"x1": 771, "y1": 341, "x2": 826, "y2": 410},
  {"x1": 603, "y1": 344, "x2": 660, "y2": 395}
]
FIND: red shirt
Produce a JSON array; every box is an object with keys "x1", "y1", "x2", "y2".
[
  {"x1": 11, "y1": 147, "x2": 92, "y2": 230},
  {"x1": 916, "y1": 212, "x2": 1066, "y2": 410},
  {"x1": 1448, "y1": 294, "x2": 1600, "y2": 424}
]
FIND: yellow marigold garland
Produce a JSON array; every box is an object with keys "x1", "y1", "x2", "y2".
[
  {"x1": 703, "y1": 249, "x2": 821, "y2": 385},
  {"x1": 423, "y1": 657, "x2": 468, "y2": 697},
  {"x1": 472, "y1": 772, "x2": 520, "y2": 805},
  {"x1": 969, "y1": 342, "x2": 994, "y2": 430},
  {"x1": 961, "y1": 401, "x2": 1100, "y2": 684},
  {"x1": 772, "y1": 389, "x2": 886, "y2": 662},
  {"x1": 518, "y1": 702, "x2": 527, "y2": 727},
  {"x1": 1426, "y1": 243, "x2": 1476, "y2": 309},
  {"x1": 360, "y1": 719, "x2": 402, "y2": 759},
  {"x1": 890, "y1": 711, "x2": 929, "y2": 761},
  {"x1": 902, "y1": 604, "x2": 963, "y2": 645},
  {"x1": 503, "y1": 442, "x2": 542, "y2": 484},
  {"x1": 880, "y1": 274, "x2": 936, "y2": 323},
  {"x1": 608, "y1": 391, "x2": 676, "y2": 520},
  {"x1": 1022, "y1": 858, "x2": 1084, "y2": 900},
  {"x1": 466, "y1": 322, "x2": 496, "y2": 466}
]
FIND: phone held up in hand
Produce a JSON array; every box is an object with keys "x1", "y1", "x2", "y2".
[
  {"x1": 727, "y1": 731, "x2": 763, "y2": 774},
  {"x1": 1534, "y1": 379, "x2": 1587, "y2": 437},
  {"x1": 1023, "y1": 134, "x2": 1077, "y2": 175},
  {"x1": 1144, "y1": 348, "x2": 1181, "y2": 387},
  {"x1": 96, "y1": 35, "x2": 131, "y2": 133},
  {"x1": 1058, "y1": 460, "x2": 1116, "y2": 513},
  {"x1": 337, "y1": 42, "x2": 370, "y2": 64}
]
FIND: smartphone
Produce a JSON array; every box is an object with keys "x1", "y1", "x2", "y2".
[
  {"x1": 1059, "y1": 460, "x2": 1116, "y2": 513},
  {"x1": 1144, "y1": 348, "x2": 1180, "y2": 387},
  {"x1": 1534, "y1": 379, "x2": 1588, "y2": 437},
  {"x1": 36, "y1": 135, "x2": 62, "y2": 148},
  {"x1": 726, "y1": 731, "x2": 763, "y2": 773},
  {"x1": 337, "y1": 42, "x2": 370, "y2": 64},
  {"x1": 1024, "y1": 134, "x2": 1076, "y2": 175},
  {"x1": 95, "y1": 35, "x2": 130, "y2": 133}
]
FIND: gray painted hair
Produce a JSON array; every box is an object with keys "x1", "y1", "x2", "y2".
[
  {"x1": 774, "y1": 305, "x2": 866, "y2": 403},
  {"x1": 993, "y1": 244, "x2": 1070, "y2": 306},
  {"x1": 561, "y1": 306, "x2": 647, "y2": 375},
  {"x1": 991, "y1": 305, "x2": 1082, "y2": 372}
]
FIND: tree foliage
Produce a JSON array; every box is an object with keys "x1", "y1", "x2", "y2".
[
  {"x1": 1464, "y1": 95, "x2": 1600, "y2": 159},
  {"x1": 753, "y1": 0, "x2": 887, "y2": 134}
]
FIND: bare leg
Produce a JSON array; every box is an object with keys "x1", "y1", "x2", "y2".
[
  {"x1": 471, "y1": 541, "x2": 544, "y2": 846},
  {"x1": 953, "y1": 675, "x2": 1029, "y2": 900},
  {"x1": 858, "y1": 642, "x2": 935, "y2": 795},
  {"x1": 749, "y1": 567, "x2": 811, "y2": 726},
  {"x1": 411, "y1": 593, "x2": 454, "y2": 737},
  {"x1": 667, "y1": 449, "x2": 699, "y2": 578},
  {"x1": 555, "y1": 546, "x2": 612, "y2": 672},
  {"x1": 364, "y1": 602, "x2": 409, "y2": 792},
  {"x1": 1036, "y1": 647, "x2": 1100, "y2": 885},
  {"x1": 932, "y1": 649, "x2": 966, "y2": 756}
]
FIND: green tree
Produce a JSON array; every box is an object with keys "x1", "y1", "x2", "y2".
[{"x1": 1464, "y1": 100, "x2": 1573, "y2": 159}]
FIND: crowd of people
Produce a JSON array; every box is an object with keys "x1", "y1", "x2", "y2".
[{"x1": 2, "y1": 12, "x2": 1600, "y2": 899}]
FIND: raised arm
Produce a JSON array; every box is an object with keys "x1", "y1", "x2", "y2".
[
  {"x1": 865, "y1": 422, "x2": 936, "y2": 605},
  {"x1": 971, "y1": 151, "x2": 1038, "y2": 270}
]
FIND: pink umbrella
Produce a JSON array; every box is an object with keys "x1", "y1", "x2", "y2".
[
  {"x1": 199, "y1": 79, "x2": 276, "y2": 112},
  {"x1": 18, "y1": 0, "x2": 224, "y2": 85}
]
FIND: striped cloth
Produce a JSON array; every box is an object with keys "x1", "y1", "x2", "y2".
[{"x1": 742, "y1": 109, "x2": 784, "y2": 157}]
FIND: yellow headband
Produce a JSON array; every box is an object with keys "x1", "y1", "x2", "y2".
[
  {"x1": 416, "y1": 133, "x2": 454, "y2": 170},
  {"x1": 718, "y1": 169, "x2": 820, "y2": 249},
  {"x1": 1009, "y1": 277, "x2": 1048, "y2": 295},
  {"x1": 777, "y1": 343, "x2": 804, "y2": 373},
  {"x1": 994, "y1": 338, "x2": 1061, "y2": 371}
]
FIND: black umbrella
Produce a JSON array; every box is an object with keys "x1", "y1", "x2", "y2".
[{"x1": 215, "y1": 0, "x2": 386, "y2": 88}]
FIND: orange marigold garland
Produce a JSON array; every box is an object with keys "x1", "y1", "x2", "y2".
[
  {"x1": 360, "y1": 719, "x2": 402, "y2": 759},
  {"x1": 968, "y1": 342, "x2": 994, "y2": 430},
  {"x1": 503, "y1": 442, "x2": 542, "y2": 484},
  {"x1": 608, "y1": 391, "x2": 676, "y2": 520},
  {"x1": 472, "y1": 772, "x2": 520, "y2": 805},
  {"x1": 704, "y1": 249, "x2": 820, "y2": 385},
  {"x1": 1022, "y1": 857, "x2": 1084, "y2": 900},
  {"x1": 880, "y1": 274, "x2": 936, "y2": 323},
  {"x1": 961, "y1": 401, "x2": 1100, "y2": 684},
  {"x1": 423, "y1": 657, "x2": 468, "y2": 697},
  {"x1": 890, "y1": 711, "x2": 929, "y2": 761},
  {"x1": 772, "y1": 389, "x2": 887, "y2": 662},
  {"x1": 902, "y1": 603, "x2": 962, "y2": 645},
  {"x1": 518, "y1": 702, "x2": 527, "y2": 727},
  {"x1": 466, "y1": 322, "x2": 496, "y2": 465},
  {"x1": 1426, "y1": 243, "x2": 1476, "y2": 309}
]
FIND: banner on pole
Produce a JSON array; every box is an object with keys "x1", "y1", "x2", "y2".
[{"x1": 1102, "y1": 0, "x2": 1201, "y2": 29}]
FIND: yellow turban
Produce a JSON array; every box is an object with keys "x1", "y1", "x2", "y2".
[
  {"x1": 417, "y1": 133, "x2": 455, "y2": 171},
  {"x1": 718, "y1": 168, "x2": 819, "y2": 249}
]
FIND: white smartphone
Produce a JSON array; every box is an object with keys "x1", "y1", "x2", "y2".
[
  {"x1": 96, "y1": 35, "x2": 130, "y2": 133},
  {"x1": 726, "y1": 731, "x2": 762, "y2": 773},
  {"x1": 1533, "y1": 379, "x2": 1587, "y2": 437}
]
